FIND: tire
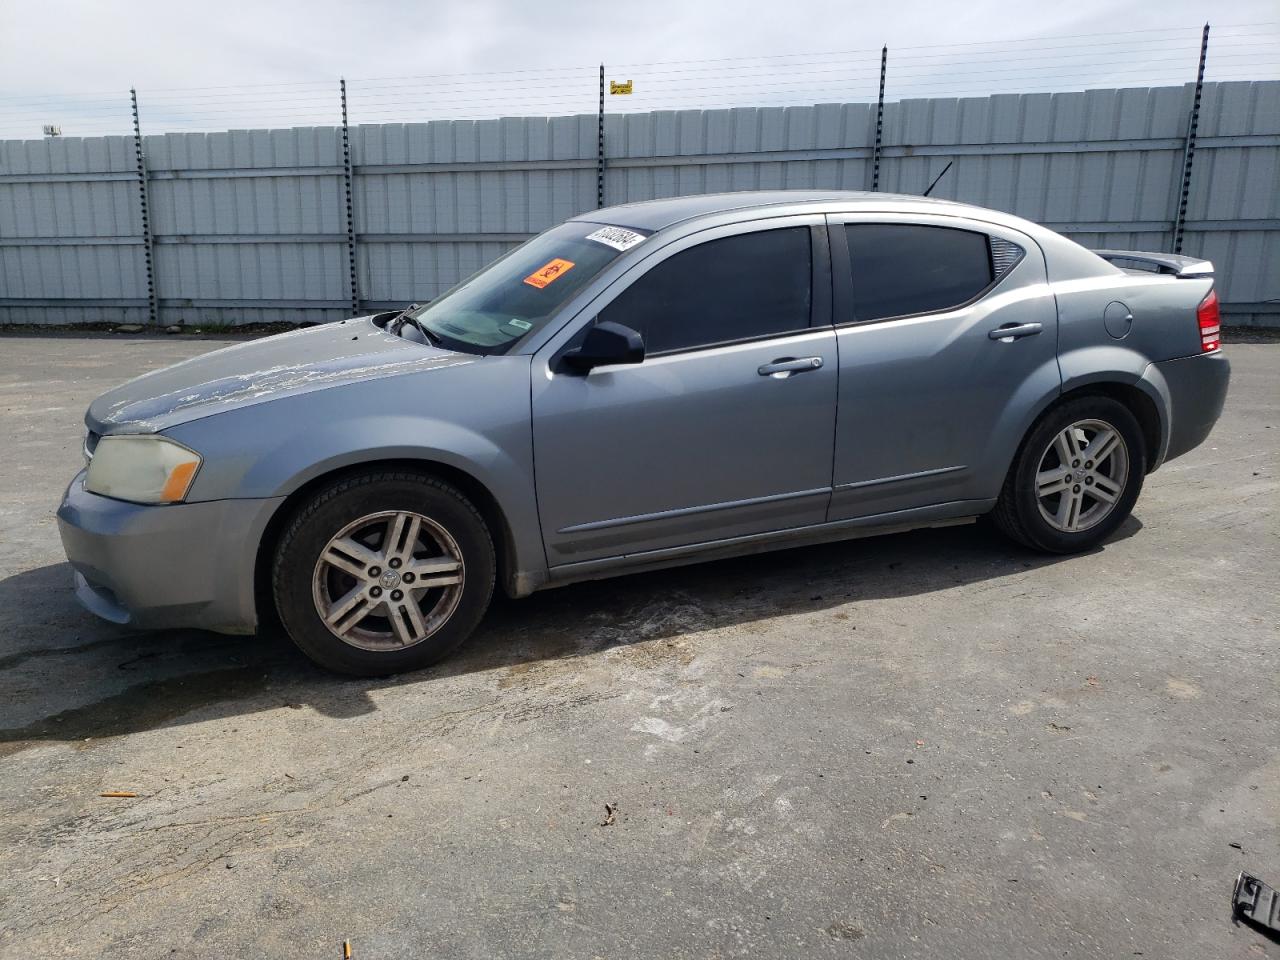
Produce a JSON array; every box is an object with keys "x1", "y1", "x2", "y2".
[
  {"x1": 992, "y1": 396, "x2": 1146, "y2": 554},
  {"x1": 272, "y1": 470, "x2": 495, "y2": 676}
]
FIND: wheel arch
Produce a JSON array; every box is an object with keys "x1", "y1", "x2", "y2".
[
  {"x1": 1055, "y1": 342, "x2": 1172, "y2": 472},
  {"x1": 990, "y1": 373, "x2": 1167, "y2": 511},
  {"x1": 1055, "y1": 381, "x2": 1163, "y2": 473},
  {"x1": 253, "y1": 457, "x2": 529, "y2": 637}
]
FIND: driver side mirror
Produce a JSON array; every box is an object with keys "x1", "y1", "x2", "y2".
[{"x1": 562, "y1": 320, "x2": 645, "y2": 373}]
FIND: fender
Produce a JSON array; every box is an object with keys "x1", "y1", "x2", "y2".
[
  {"x1": 164, "y1": 360, "x2": 549, "y2": 596},
  {"x1": 968, "y1": 344, "x2": 1174, "y2": 499},
  {"x1": 1057, "y1": 342, "x2": 1172, "y2": 467}
]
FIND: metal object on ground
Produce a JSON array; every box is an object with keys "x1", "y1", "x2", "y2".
[{"x1": 1233, "y1": 872, "x2": 1280, "y2": 937}]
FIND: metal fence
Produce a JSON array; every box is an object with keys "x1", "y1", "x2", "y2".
[{"x1": 1, "y1": 77, "x2": 1277, "y2": 328}]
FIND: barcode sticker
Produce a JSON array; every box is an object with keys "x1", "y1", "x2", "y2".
[{"x1": 586, "y1": 226, "x2": 645, "y2": 251}]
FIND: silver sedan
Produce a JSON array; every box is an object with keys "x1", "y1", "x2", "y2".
[{"x1": 57, "y1": 191, "x2": 1230, "y2": 675}]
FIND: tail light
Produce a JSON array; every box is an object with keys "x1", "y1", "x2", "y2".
[{"x1": 1197, "y1": 290, "x2": 1221, "y2": 353}]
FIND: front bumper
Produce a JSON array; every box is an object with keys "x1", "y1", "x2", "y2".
[
  {"x1": 56, "y1": 471, "x2": 284, "y2": 634},
  {"x1": 1154, "y1": 349, "x2": 1231, "y2": 465}
]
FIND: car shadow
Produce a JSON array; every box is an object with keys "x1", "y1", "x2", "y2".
[{"x1": 0, "y1": 516, "x2": 1142, "y2": 755}]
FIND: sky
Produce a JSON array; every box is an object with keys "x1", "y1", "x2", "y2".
[{"x1": 0, "y1": 0, "x2": 1276, "y2": 137}]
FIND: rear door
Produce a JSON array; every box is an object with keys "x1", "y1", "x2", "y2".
[
  {"x1": 827, "y1": 214, "x2": 1060, "y2": 520},
  {"x1": 531, "y1": 218, "x2": 838, "y2": 568}
]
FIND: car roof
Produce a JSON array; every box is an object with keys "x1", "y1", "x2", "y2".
[
  {"x1": 570, "y1": 189, "x2": 1117, "y2": 283},
  {"x1": 571, "y1": 189, "x2": 984, "y2": 232}
]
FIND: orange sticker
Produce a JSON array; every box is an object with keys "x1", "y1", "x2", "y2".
[{"x1": 523, "y1": 258, "x2": 575, "y2": 289}]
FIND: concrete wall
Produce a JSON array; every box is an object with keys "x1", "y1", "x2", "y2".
[{"x1": 1, "y1": 80, "x2": 1275, "y2": 328}]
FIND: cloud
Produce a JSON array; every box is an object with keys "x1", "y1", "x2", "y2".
[{"x1": 0, "y1": 0, "x2": 1273, "y2": 139}]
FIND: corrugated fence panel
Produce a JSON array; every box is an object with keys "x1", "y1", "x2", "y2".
[
  {"x1": 144, "y1": 127, "x2": 350, "y2": 327},
  {"x1": 605, "y1": 103, "x2": 877, "y2": 203},
  {"x1": 1, "y1": 81, "x2": 1276, "y2": 326},
  {"x1": 1179, "y1": 81, "x2": 1280, "y2": 325},
  {"x1": 351, "y1": 115, "x2": 598, "y2": 302},
  {"x1": 0, "y1": 134, "x2": 149, "y2": 326},
  {"x1": 881, "y1": 86, "x2": 1189, "y2": 236}
]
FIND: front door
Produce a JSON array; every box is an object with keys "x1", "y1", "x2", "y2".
[
  {"x1": 531, "y1": 220, "x2": 838, "y2": 568},
  {"x1": 827, "y1": 215, "x2": 1061, "y2": 520}
]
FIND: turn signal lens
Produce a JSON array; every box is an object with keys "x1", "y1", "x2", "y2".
[
  {"x1": 1197, "y1": 289, "x2": 1221, "y2": 353},
  {"x1": 84, "y1": 436, "x2": 202, "y2": 504},
  {"x1": 160, "y1": 460, "x2": 201, "y2": 502}
]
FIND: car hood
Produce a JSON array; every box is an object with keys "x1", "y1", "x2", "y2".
[{"x1": 87, "y1": 317, "x2": 476, "y2": 434}]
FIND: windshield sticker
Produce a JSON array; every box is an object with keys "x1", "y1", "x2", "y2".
[
  {"x1": 507, "y1": 318, "x2": 533, "y2": 331},
  {"x1": 523, "y1": 258, "x2": 576, "y2": 289},
  {"x1": 586, "y1": 226, "x2": 645, "y2": 251}
]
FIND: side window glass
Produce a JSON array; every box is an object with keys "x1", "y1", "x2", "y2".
[
  {"x1": 599, "y1": 227, "x2": 812, "y2": 354},
  {"x1": 844, "y1": 224, "x2": 1011, "y2": 322}
]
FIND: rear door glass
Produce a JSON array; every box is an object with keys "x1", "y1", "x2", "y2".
[{"x1": 844, "y1": 224, "x2": 994, "y2": 322}]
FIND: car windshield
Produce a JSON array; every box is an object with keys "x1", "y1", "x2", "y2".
[{"x1": 403, "y1": 221, "x2": 650, "y2": 354}]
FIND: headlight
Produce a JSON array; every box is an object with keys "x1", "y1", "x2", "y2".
[{"x1": 84, "y1": 436, "x2": 203, "y2": 504}]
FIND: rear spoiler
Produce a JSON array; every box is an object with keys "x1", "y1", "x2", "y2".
[{"x1": 1093, "y1": 249, "x2": 1214, "y2": 278}]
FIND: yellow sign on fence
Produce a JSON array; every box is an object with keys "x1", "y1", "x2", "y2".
[{"x1": 609, "y1": 80, "x2": 633, "y2": 95}]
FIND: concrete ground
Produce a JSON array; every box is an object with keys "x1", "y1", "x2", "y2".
[{"x1": 0, "y1": 335, "x2": 1276, "y2": 960}]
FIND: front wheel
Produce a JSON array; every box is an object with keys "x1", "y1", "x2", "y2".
[
  {"x1": 992, "y1": 396, "x2": 1146, "y2": 554},
  {"x1": 272, "y1": 471, "x2": 495, "y2": 676}
]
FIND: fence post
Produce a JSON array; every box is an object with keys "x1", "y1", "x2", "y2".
[
  {"x1": 340, "y1": 78, "x2": 360, "y2": 316},
  {"x1": 597, "y1": 64, "x2": 606, "y2": 208},
  {"x1": 129, "y1": 88, "x2": 158, "y2": 327},
  {"x1": 871, "y1": 45, "x2": 887, "y2": 191},
  {"x1": 1172, "y1": 23, "x2": 1210, "y2": 254}
]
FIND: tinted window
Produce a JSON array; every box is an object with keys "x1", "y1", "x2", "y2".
[
  {"x1": 844, "y1": 224, "x2": 993, "y2": 322},
  {"x1": 599, "y1": 227, "x2": 812, "y2": 354}
]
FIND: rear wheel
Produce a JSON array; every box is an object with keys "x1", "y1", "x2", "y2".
[
  {"x1": 993, "y1": 396, "x2": 1146, "y2": 553},
  {"x1": 273, "y1": 471, "x2": 495, "y2": 676}
]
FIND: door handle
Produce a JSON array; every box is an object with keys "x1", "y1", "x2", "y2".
[
  {"x1": 988, "y1": 322, "x2": 1043, "y2": 341},
  {"x1": 758, "y1": 356, "x2": 824, "y2": 378}
]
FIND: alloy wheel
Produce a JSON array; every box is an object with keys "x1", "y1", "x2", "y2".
[
  {"x1": 1034, "y1": 418, "x2": 1130, "y2": 534},
  {"x1": 311, "y1": 510, "x2": 465, "y2": 651}
]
